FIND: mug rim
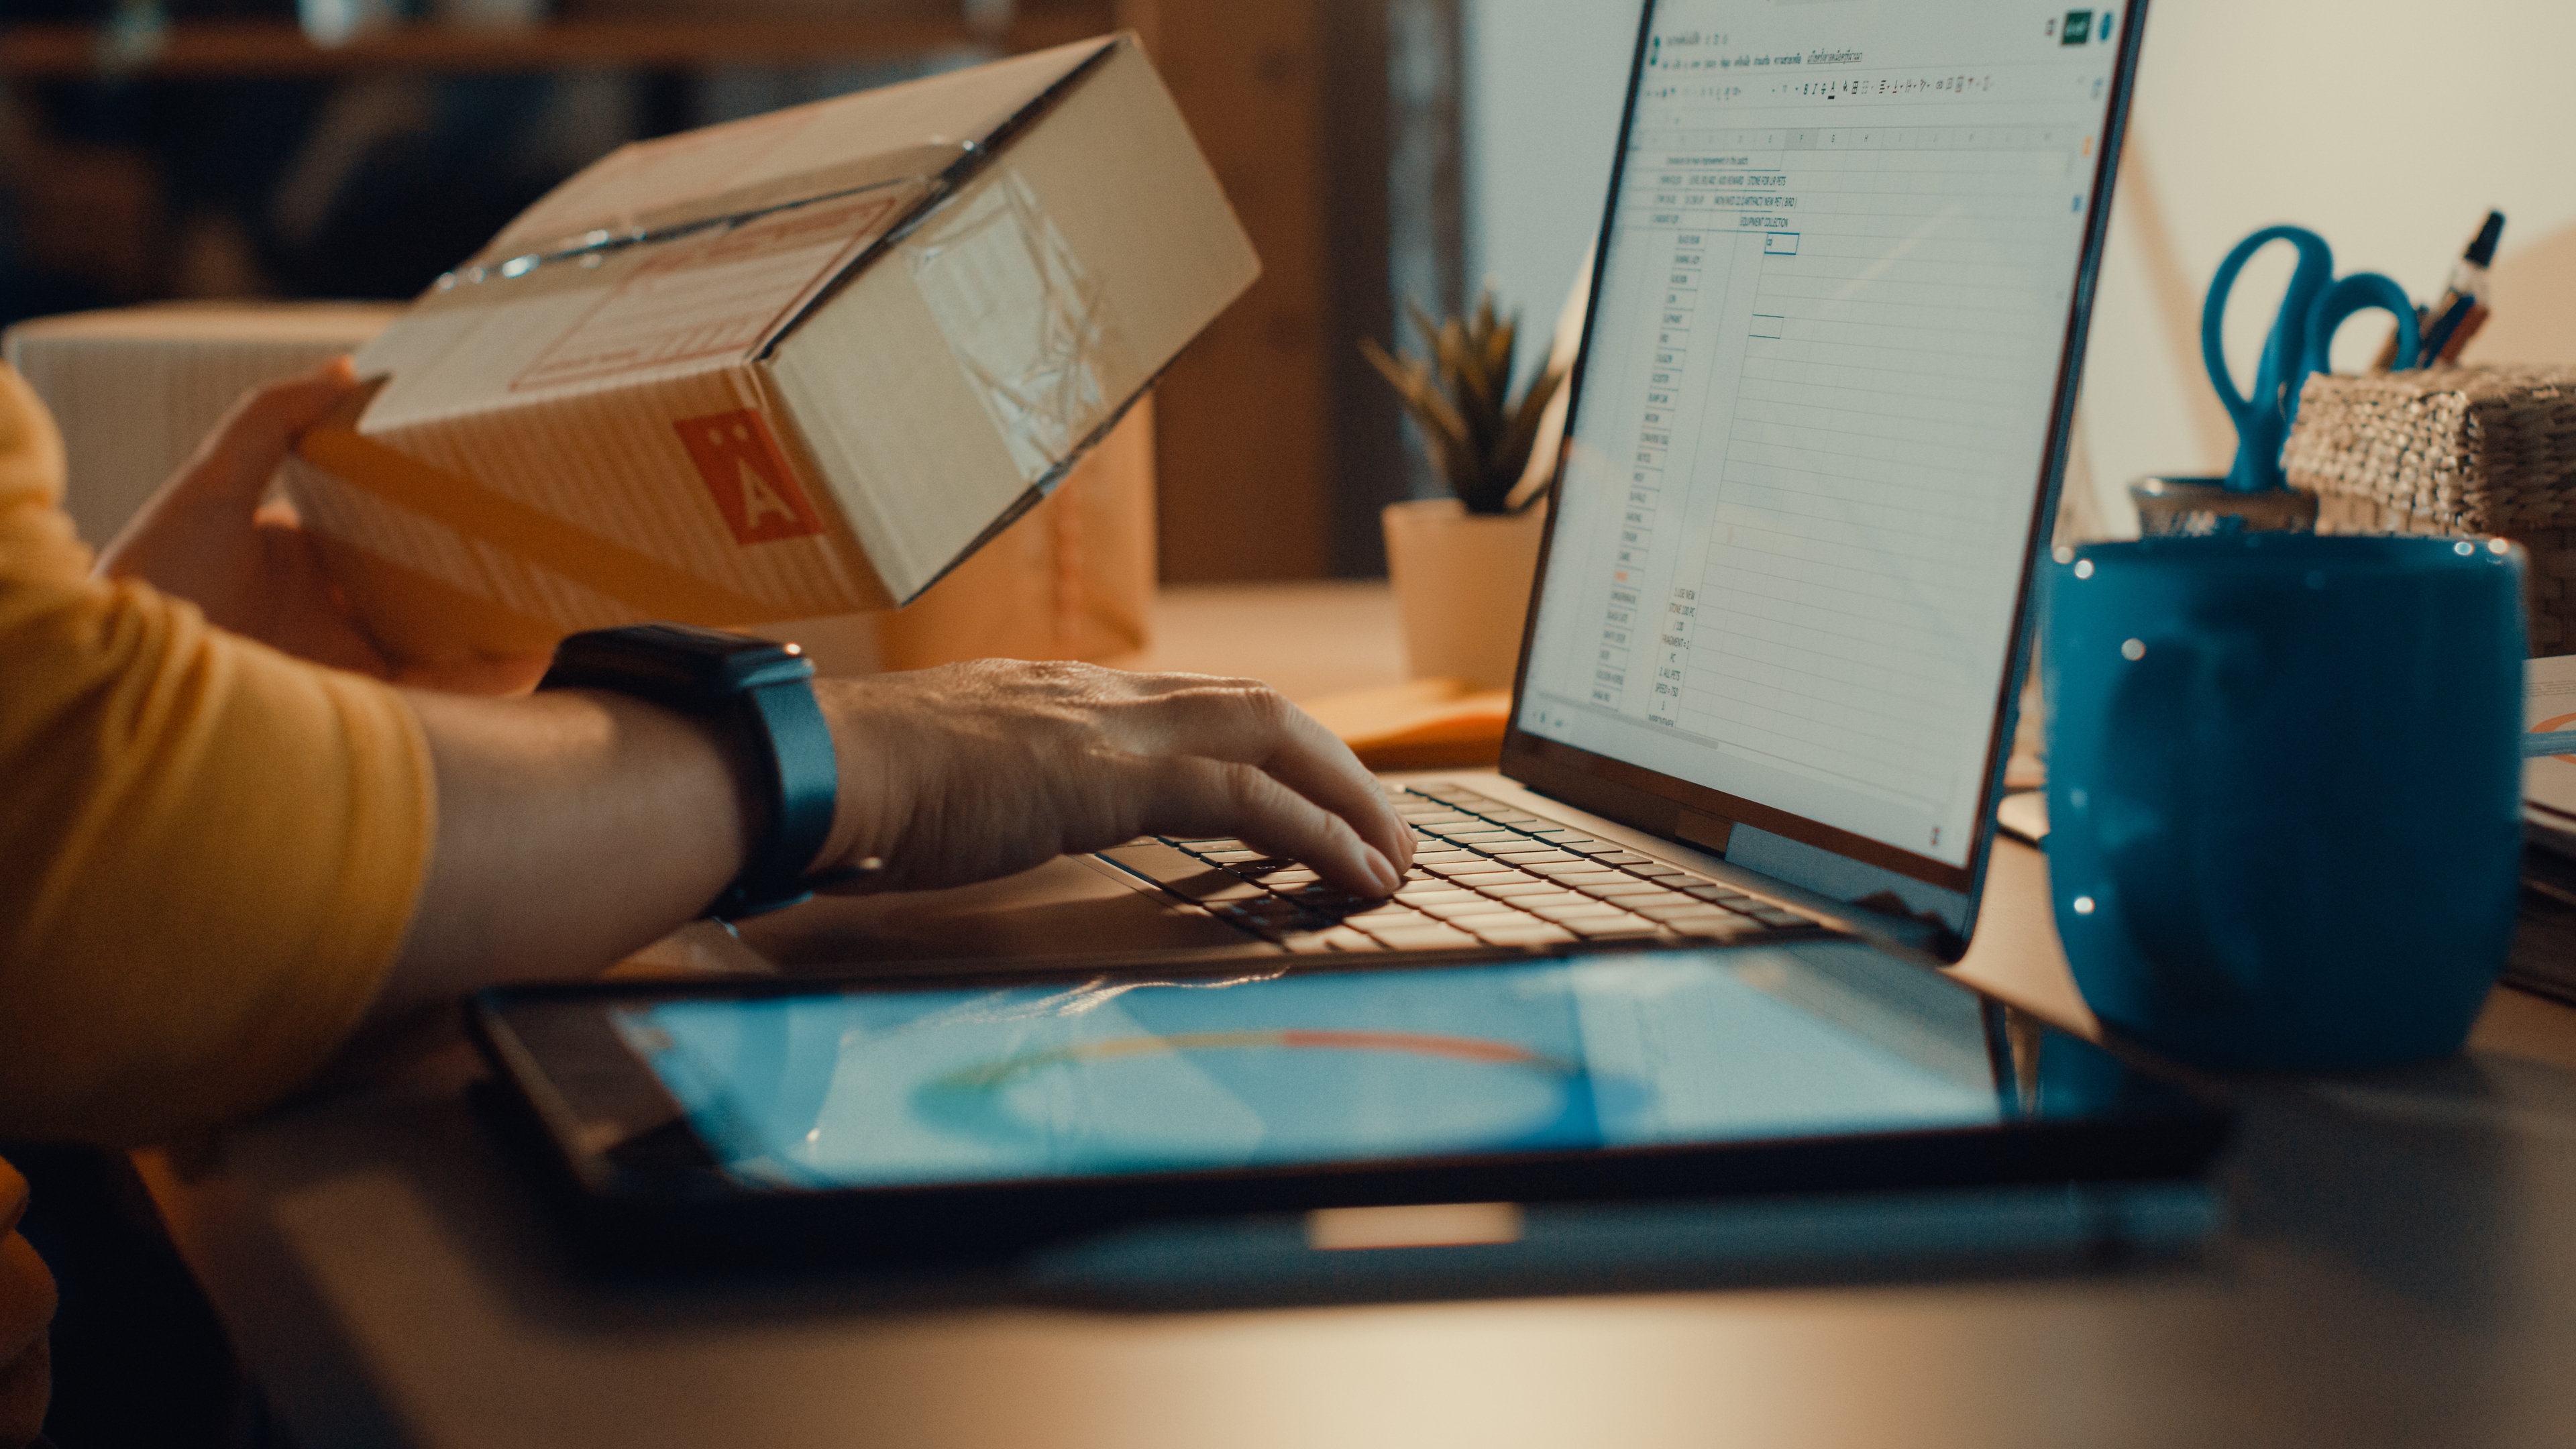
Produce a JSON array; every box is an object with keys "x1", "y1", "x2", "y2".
[{"x1": 2058, "y1": 533, "x2": 2518, "y2": 574}]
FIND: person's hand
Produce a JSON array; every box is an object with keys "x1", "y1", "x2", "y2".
[
  {"x1": 814, "y1": 660, "x2": 1414, "y2": 899},
  {"x1": 95, "y1": 358, "x2": 550, "y2": 695}
]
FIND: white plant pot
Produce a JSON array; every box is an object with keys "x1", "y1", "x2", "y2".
[{"x1": 1381, "y1": 496, "x2": 1548, "y2": 690}]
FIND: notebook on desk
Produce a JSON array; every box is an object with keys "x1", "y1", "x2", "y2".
[{"x1": 741, "y1": 0, "x2": 2145, "y2": 974}]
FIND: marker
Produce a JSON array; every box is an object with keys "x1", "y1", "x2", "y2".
[{"x1": 2378, "y1": 210, "x2": 2505, "y2": 370}]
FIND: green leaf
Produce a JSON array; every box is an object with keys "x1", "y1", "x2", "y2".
[{"x1": 1364, "y1": 283, "x2": 1564, "y2": 514}]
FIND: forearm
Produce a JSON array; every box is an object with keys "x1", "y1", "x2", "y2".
[{"x1": 375, "y1": 688, "x2": 755, "y2": 1026}]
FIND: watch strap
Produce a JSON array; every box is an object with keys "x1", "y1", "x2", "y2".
[
  {"x1": 710, "y1": 675, "x2": 839, "y2": 919},
  {"x1": 536, "y1": 625, "x2": 841, "y2": 922}
]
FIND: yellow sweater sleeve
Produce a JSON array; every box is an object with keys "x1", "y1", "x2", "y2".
[{"x1": 0, "y1": 364, "x2": 435, "y2": 1146}]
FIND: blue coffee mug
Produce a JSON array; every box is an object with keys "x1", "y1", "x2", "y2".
[{"x1": 2043, "y1": 533, "x2": 2525, "y2": 1071}]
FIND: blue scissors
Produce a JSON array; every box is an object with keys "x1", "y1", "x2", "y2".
[{"x1": 2201, "y1": 225, "x2": 2420, "y2": 493}]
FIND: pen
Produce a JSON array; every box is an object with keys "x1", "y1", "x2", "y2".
[
  {"x1": 2528, "y1": 731, "x2": 2576, "y2": 758},
  {"x1": 2420, "y1": 293, "x2": 2479, "y2": 368},
  {"x1": 2383, "y1": 210, "x2": 2505, "y2": 369}
]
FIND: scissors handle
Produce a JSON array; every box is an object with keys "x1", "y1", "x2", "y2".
[
  {"x1": 2202, "y1": 226, "x2": 2337, "y2": 492},
  {"x1": 2301, "y1": 273, "x2": 2419, "y2": 395}
]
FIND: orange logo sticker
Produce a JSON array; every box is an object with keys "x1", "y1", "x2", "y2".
[{"x1": 676, "y1": 410, "x2": 823, "y2": 545}]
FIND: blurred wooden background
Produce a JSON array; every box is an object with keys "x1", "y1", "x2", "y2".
[{"x1": 0, "y1": 0, "x2": 1463, "y2": 581}]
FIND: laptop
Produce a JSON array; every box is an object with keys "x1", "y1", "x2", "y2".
[{"x1": 735, "y1": 0, "x2": 2143, "y2": 975}]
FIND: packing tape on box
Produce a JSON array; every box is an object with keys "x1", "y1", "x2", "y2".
[
  {"x1": 449, "y1": 154, "x2": 967, "y2": 292},
  {"x1": 902, "y1": 168, "x2": 1140, "y2": 488}
]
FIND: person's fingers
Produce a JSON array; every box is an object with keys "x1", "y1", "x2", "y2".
[
  {"x1": 1130, "y1": 753, "x2": 1401, "y2": 897},
  {"x1": 1101, "y1": 678, "x2": 1413, "y2": 873},
  {"x1": 163, "y1": 356, "x2": 360, "y2": 513},
  {"x1": 1255, "y1": 702, "x2": 1414, "y2": 870}
]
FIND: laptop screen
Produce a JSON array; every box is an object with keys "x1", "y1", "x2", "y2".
[{"x1": 1512, "y1": 0, "x2": 2135, "y2": 894}]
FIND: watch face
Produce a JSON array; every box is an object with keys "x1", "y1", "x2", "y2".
[{"x1": 543, "y1": 625, "x2": 814, "y2": 699}]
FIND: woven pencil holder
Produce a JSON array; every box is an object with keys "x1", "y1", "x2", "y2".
[{"x1": 2284, "y1": 364, "x2": 2576, "y2": 655}]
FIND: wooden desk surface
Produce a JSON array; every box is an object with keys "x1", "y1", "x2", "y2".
[{"x1": 137, "y1": 583, "x2": 2576, "y2": 1448}]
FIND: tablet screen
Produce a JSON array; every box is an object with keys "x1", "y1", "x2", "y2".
[{"x1": 607, "y1": 945, "x2": 2133, "y2": 1191}]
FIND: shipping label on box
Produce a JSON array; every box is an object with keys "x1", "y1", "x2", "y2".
[{"x1": 282, "y1": 33, "x2": 1255, "y2": 666}]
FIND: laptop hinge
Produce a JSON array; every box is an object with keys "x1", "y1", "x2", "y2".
[{"x1": 1674, "y1": 809, "x2": 1735, "y2": 857}]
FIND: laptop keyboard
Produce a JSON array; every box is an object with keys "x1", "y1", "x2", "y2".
[{"x1": 1099, "y1": 781, "x2": 1825, "y2": 953}]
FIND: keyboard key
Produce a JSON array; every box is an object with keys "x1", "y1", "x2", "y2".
[
  {"x1": 1585, "y1": 879, "x2": 1680, "y2": 898},
  {"x1": 1484, "y1": 811, "x2": 1545, "y2": 825},
  {"x1": 1179, "y1": 876, "x2": 1272, "y2": 904},
  {"x1": 1444, "y1": 870, "x2": 1540, "y2": 890},
  {"x1": 1466, "y1": 922, "x2": 1580, "y2": 947},
  {"x1": 1445, "y1": 909, "x2": 1539, "y2": 930},
  {"x1": 1408, "y1": 897, "x2": 1504, "y2": 921},
  {"x1": 1750, "y1": 908, "x2": 1811, "y2": 927},
  {"x1": 1626, "y1": 899, "x2": 1742, "y2": 923},
  {"x1": 1395, "y1": 884, "x2": 1480, "y2": 904},
  {"x1": 1526, "y1": 860, "x2": 1618, "y2": 879},
  {"x1": 1479, "y1": 880, "x2": 1576, "y2": 899},
  {"x1": 1216, "y1": 902, "x2": 1308, "y2": 922},
  {"x1": 1284, "y1": 890, "x2": 1379, "y2": 913},
  {"x1": 1362, "y1": 923, "x2": 1483, "y2": 949},
  {"x1": 1343, "y1": 903, "x2": 1426, "y2": 925},
  {"x1": 1279, "y1": 926, "x2": 1369, "y2": 952},
  {"x1": 1487, "y1": 849, "x2": 1582, "y2": 866},
  {"x1": 1566, "y1": 916, "x2": 1660, "y2": 939},
  {"x1": 1566, "y1": 841, "x2": 1631, "y2": 857},
  {"x1": 1626, "y1": 864, "x2": 1699, "y2": 881},
  {"x1": 1231, "y1": 914, "x2": 1333, "y2": 942},
  {"x1": 1437, "y1": 828, "x2": 1520, "y2": 845},
  {"x1": 1201, "y1": 849, "x2": 1265, "y2": 863},
  {"x1": 1421, "y1": 858, "x2": 1507, "y2": 880},
  {"x1": 1495, "y1": 891, "x2": 1589, "y2": 912},
  {"x1": 1543, "y1": 871, "x2": 1633, "y2": 892},
  {"x1": 1413, "y1": 849, "x2": 1485, "y2": 867},
  {"x1": 1595, "y1": 851, "x2": 1657, "y2": 867},
  {"x1": 1527, "y1": 901, "x2": 1631, "y2": 924}
]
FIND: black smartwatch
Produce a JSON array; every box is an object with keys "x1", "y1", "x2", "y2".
[{"x1": 537, "y1": 623, "x2": 840, "y2": 920}]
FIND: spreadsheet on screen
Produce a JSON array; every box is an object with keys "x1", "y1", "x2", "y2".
[{"x1": 1520, "y1": 1, "x2": 2123, "y2": 871}]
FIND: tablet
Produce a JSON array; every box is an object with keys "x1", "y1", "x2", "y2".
[{"x1": 469, "y1": 942, "x2": 2230, "y2": 1268}]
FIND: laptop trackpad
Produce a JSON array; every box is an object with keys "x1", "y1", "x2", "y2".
[{"x1": 733, "y1": 855, "x2": 1270, "y2": 974}]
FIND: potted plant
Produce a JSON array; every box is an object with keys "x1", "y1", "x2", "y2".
[{"x1": 1363, "y1": 287, "x2": 1566, "y2": 690}]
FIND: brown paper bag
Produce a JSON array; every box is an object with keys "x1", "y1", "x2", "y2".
[{"x1": 761, "y1": 397, "x2": 1158, "y2": 674}]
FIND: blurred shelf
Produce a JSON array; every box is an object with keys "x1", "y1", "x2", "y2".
[{"x1": 0, "y1": 7, "x2": 1116, "y2": 78}]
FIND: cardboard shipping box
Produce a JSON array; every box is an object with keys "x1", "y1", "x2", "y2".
[
  {"x1": 284, "y1": 32, "x2": 1254, "y2": 665},
  {"x1": 6, "y1": 302, "x2": 1159, "y2": 673}
]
